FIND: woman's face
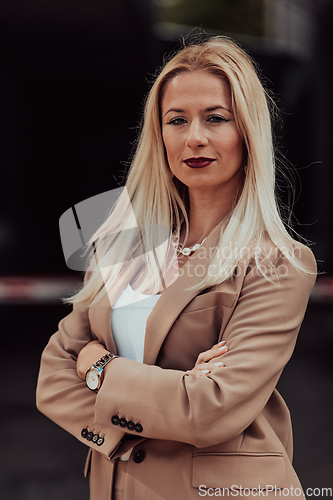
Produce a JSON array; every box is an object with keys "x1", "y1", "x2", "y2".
[{"x1": 161, "y1": 70, "x2": 244, "y2": 200}]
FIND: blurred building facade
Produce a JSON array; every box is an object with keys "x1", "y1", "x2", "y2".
[{"x1": 0, "y1": 0, "x2": 331, "y2": 276}]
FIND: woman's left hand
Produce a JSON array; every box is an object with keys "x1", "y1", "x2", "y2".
[
  {"x1": 76, "y1": 340, "x2": 109, "y2": 380},
  {"x1": 185, "y1": 341, "x2": 229, "y2": 377}
]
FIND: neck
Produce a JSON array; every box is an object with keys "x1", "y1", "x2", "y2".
[{"x1": 183, "y1": 188, "x2": 234, "y2": 246}]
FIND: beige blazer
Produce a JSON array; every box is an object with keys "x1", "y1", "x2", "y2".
[{"x1": 36, "y1": 224, "x2": 317, "y2": 500}]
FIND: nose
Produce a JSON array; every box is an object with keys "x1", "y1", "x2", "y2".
[{"x1": 185, "y1": 120, "x2": 208, "y2": 148}]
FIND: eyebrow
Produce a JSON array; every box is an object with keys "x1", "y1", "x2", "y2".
[{"x1": 164, "y1": 105, "x2": 232, "y2": 117}]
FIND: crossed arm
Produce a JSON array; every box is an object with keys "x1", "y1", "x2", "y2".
[
  {"x1": 36, "y1": 245, "x2": 316, "y2": 453},
  {"x1": 76, "y1": 339, "x2": 229, "y2": 381}
]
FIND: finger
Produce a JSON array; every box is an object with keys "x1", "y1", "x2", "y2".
[
  {"x1": 196, "y1": 346, "x2": 228, "y2": 363},
  {"x1": 209, "y1": 341, "x2": 229, "y2": 355},
  {"x1": 210, "y1": 344, "x2": 229, "y2": 358},
  {"x1": 187, "y1": 363, "x2": 225, "y2": 377},
  {"x1": 188, "y1": 360, "x2": 226, "y2": 376},
  {"x1": 195, "y1": 345, "x2": 228, "y2": 366},
  {"x1": 215, "y1": 340, "x2": 227, "y2": 348},
  {"x1": 197, "y1": 361, "x2": 225, "y2": 370},
  {"x1": 186, "y1": 369, "x2": 211, "y2": 377}
]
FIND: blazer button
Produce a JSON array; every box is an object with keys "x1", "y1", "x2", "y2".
[
  {"x1": 86, "y1": 431, "x2": 94, "y2": 441},
  {"x1": 119, "y1": 417, "x2": 128, "y2": 428},
  {"x1": 81, "y1": 428, "x2": 88, "y2": 438},
  {"x1": 97, "y1": 437, "x2": 104, "y2": 446},
  {"x1": 111, "y1": 415, "x2": 119, "y2": 425},
  {"x1": 133, "y1": 449, "x2": 145, "y2": 463},
  {"x1": 134, "y1": 423, "x2": 143, "y2": 433},
  {"x1": 92, "y1": 434, "x2": 99, "y2": 443},
  {"x1": 127, "y1": 420, "x2": 135, "y2": 431}
]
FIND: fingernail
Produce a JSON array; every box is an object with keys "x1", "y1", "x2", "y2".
[
  {"x1": 218, "y1": 341, "x2": 226, "y2": 345},
  {"x1": 219, "y1": 345, "x2": 228, "y2": 350},
  {"x1": 214, "y1": 362, "x2": 224, "y2": 366},
  {"x1": 202, "y1": 370, "x2": 210, "y2": 374}
]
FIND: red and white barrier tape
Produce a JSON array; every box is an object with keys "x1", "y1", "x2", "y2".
[
  {"x1": 0, "y1": 275, "x2": 332, "y2": 304},
  {"x1": 0, "y1": 276, "x2": 79, "y2": 304}
]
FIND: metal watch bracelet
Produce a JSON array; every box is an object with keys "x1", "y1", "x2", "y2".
[
  {"x1": 85, "y1": 352, "x2": 119, "y2": 393},
  {"x1": 94, "y1": 352, "x2": 119, "y2": 370}
]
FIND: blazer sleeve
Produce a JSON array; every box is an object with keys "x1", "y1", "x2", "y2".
[
  {"x1": 36, "y1": 299, "x2": 126, "y2": 459},
  {"x1": 93, "y1": 245, "x2": 317, "y2": 449}
]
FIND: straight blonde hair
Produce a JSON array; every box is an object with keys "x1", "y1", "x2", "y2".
[{"x1": 67, "y1": 36, "x2": 313, "y2": 307}]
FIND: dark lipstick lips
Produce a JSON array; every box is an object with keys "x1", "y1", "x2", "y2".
[{"x1": 184, "y1": 157, "x2": 215, "y2": 168}]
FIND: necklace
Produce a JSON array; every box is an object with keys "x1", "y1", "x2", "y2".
[{"x1": 172, "y1": 234, "x2": 207, "y2": 256}]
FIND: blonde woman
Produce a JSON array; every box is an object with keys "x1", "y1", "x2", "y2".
[{"x1": 37, "y1": 36, "x2": 316, "y2": 499}]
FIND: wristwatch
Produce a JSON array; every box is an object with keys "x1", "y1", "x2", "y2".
[{"x1": 85, "y1": 352, "x2": 119, "y2": 393}]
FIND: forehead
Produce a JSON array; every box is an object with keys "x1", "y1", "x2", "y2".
[{"x1": 161, "y1": 70, "x2": 231, "y2": 110}]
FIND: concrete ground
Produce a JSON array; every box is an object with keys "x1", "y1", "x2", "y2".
[{"x1": 1, "y1": 302, "x2": 332, "y2": 500}]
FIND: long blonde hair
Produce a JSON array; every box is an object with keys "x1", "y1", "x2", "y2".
[{"x1": 67, "y1": 36, "x2": 312, "y2": 307}]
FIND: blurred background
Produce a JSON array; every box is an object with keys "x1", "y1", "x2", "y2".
[{"x1": 0, "y1": 0, "x2": 332, "y2": 499}]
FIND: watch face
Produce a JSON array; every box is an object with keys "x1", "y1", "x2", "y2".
[{"x1": 86, "y1": 367, "x2": 100, "y2": 390}]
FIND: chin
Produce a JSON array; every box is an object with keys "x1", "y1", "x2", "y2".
[{"x1": 186, "y1": 180, "x2": 220, "y2": 191}]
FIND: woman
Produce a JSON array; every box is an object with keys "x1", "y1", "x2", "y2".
[{"x1": 36, "y1": 36, "x2": 316, "y2": 499}]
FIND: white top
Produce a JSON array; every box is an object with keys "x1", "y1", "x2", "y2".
[
  {"x1": 111, "y1": 283, "x2": 161, "y2": 363},
  {"x1": 111, "y1": 283, "x2": 161, "y2": 461}
]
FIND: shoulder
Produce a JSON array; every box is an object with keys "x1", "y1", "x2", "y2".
[
  {"x1": 289, "y1": 240, "x2": 317, "y2": 273},
  {"x1": 243, "y1": 237, "x2": 317, "y2": 291},
  {"x1": 248, "y1": 236, "x2": 315, "y2": 267}
]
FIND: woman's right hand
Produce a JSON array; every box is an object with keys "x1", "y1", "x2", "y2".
[{"x1": 186, "y1": 341, "x2": 229, "y2": 377}]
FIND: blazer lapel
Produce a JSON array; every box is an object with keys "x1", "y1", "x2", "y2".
[
  {"x1": 143, "y1": 222, "x2": 223, "y2": 366},
  {"x1": 90, "y1": 222, "x2": 223, "y2": 364}
]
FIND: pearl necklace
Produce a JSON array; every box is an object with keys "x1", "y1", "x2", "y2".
[{"x1": 172, "y1": 234, "x2": 207, "y2": 257}]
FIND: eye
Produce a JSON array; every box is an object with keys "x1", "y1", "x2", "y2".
[
  {"x1": 167, "y1": 117, "x2": 187, "y2": 125},
  {"x1": 207, "y1": 115, "x2": 228, "y2": 123}
]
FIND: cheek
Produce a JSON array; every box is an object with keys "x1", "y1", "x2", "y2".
[
  {"x1": 162, "y1": 130, "x2": 178, "y2": 164},
  {"x1": 233, "y1": 137, "x2": 244, "y2": 160},
  {"x1": 219, "y1": 130, "x2": 244, "y2": 160}
]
